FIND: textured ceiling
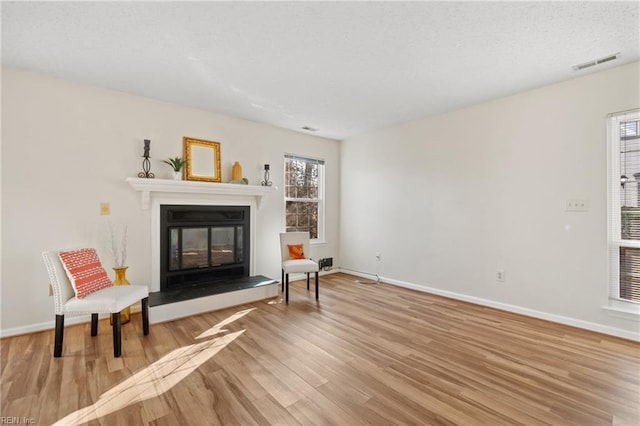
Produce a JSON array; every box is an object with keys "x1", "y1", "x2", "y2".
[{"x1": 2, "y1": 1, "x2": 639, "y2": 140}]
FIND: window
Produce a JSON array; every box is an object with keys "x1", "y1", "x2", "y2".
[
  {"x1": 608, "y1": 110, "x2": 640, "y2": 305},
  {"x1": 284, "y1": 154, "x2": 324, "y2": 240}
]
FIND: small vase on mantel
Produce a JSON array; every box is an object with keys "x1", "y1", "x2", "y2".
[
  {"x1": 232, "y1": 161, "x2": 243, "y2": 181},
  {"x1": 172, "y1": 170, "x2": 182, "y2": 180},
  {"x1": 110, "y1": 266, "x2": 131, "y2": 324}
]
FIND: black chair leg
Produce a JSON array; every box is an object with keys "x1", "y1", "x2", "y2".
[
  {"x1": 91, "y1": 313, "x2": 98, "y2": 336},
  {"x1": 307, "y1": 273, "x2": 310, "y2": 290},
  {"x1": 142, "y1": 297, "x2": 149, "y2": 336},
  {"x1": 285, "y1": 273, "x2": 289, "y2": 303},
  {"x1": 112, "y1": 312, "x2": 122, "y2": 357},
  {"x1": 54, "y1": 314, "x2": 64, "y2": 357},
  {"x1": 315, "y1": 271, "x2": 319, "y2": 300},
  {"x1": 281, "y1": 269, "x2": 284, "y2": 291}
]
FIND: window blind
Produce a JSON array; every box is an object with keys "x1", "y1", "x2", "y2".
[
  {"x1": 284, "y1": 154, "x2": 325, "y2": 165},
  {"x1": 620, "y1": 247, "x2": 640, "y2": 302}
]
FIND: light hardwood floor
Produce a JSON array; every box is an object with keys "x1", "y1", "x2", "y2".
[{"x1": 1, "y1": 273, "x2": 639, "y2": 425}]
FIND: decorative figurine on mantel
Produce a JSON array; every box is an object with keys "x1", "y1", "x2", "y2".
[
  {"x1": 261, "y1": 164, "x2": 272, "y2": 186},
  {"x1": 138, "y1": 139, "x2": 155, "y2": 178},
  {"x1": 230, "y1": 161, "x2": 248, "y2": 184}
]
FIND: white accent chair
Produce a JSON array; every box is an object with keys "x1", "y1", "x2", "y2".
[
  {"x1": 279, "y1": 232, "x2": 319, "y2": 303},
  {"x1": 42, "y1": 250, "x2": 149, "y2": 357}
]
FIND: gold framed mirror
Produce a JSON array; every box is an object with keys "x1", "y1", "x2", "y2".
[{"x1": 183, "y1": 137, "x2": 222, "y2": 182}]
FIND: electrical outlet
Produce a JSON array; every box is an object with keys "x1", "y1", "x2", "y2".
[{"x1": 496, "y1": 270, "x2": 505, "y2": 282}]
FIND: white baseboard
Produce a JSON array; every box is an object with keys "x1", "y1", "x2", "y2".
[
  {"x1": 375, "y1": 274, "x2": 640, "y2": 342},
  {"x1": 337, "y1": 268, "x2": 380, "y2": 281},
  {"x1": 0, "y1": 314, "x2": 98, "y2": 338}
]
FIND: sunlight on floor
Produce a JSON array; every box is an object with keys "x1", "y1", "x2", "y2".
[
  {"x1": 196, "y1": 307, "x2": 254, "y2": 339},
  {"x1": 53, "y1": 308, "x2": 256, "y2": 425}
]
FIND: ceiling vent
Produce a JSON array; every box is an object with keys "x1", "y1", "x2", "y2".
[{"x1": 572, "y1": 53, "x2": 620, "y2": 71}]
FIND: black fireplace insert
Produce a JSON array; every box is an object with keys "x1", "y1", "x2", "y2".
[{"x1": 160, "y1": 205, "x2": 250, "y2": 292}]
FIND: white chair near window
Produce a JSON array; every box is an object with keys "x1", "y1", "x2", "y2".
[
  {"x1": 279, "y1": 232, "x2": 319, "y2": 303},
  {"x1": 42, "y1": 248, "x2": 149, "y2": 357}
]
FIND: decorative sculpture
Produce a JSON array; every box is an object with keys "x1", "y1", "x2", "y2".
[
  {"x1": 138, "y1": 139, "x2": 155, "y2": 178},
  {"x1": 261, "y1": 164, "x2": 272, "y2": 186}
]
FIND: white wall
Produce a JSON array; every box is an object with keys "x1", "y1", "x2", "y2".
[
  {"x1": 340, "y1": 62, "x2": 640, "y2": 338},
  {"x1": 3, "y1": 63, "x2": 639, "y2": 339},
  {"x1": 0, "y1": 67, "x2": 340, "y2": 336}
]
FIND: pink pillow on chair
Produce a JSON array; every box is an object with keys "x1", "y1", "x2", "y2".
[{"x1": 58, "y1": 248, "x2": 112, "y2": 298}]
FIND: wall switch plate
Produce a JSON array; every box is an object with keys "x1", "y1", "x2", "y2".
[
  {"x1": 565, "y1": 199, "x2": 589, "y2": 212},
  {"x1": 100, "y1": 202, "x2": 110, "y2": 215}
]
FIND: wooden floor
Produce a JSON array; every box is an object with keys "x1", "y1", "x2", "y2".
[{"x1": 1, "y1": 273, "x2": 639, "y2": 425}]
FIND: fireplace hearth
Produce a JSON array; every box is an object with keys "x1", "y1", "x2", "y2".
[{"x1": 160, "y1": 205, "x2": 250, "y2": 292}]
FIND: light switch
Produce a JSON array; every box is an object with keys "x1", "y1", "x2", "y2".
[
  {"x1": 565, "y1": 199, "x2": 589, "y2": 212},
  {"x1": 100, "y1": 202, "x2": 110, "y2": 215}
]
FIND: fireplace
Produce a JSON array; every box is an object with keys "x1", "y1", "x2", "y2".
[{"x1": 160, "y1": 205, "x2": 250, "y2": 292}]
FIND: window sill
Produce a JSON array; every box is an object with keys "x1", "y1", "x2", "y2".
[
  {"x1": 602, "y1": 300, "x2": 640, "y2": 321},
  {"x1": 310, "y1": 240, "x2": 327, "y2": 246}
]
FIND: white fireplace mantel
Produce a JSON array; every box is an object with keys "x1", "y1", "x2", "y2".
[
  {"x1": 126, "y1": 177, "x2": 277, "y2": 210},
  {"x1": 125, "y1": 177, "x2": 279, "y2": 321}
]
